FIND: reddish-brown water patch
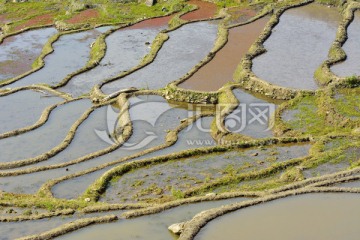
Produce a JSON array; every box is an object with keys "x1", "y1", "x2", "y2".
[
  {"x1": 127, "y1": 14, "x2": 175, "y2": 30},
  {"x1": 66, "y1": 9, "x2": 99, "y2": 24},
  {"x1": 181, "y1": 0, "x2": 217, "y2": 21},
  {"x1": 179, "y1": 16, "x2": 270, "y2": 91},
  {"x1": 13, "y1": 13, "x2": 54, "y2": 31},
  {"x1": 0, "y1": 13, "x2": 11, "y2": 24},
  {"x1": 227, "y1": 7, "x2": 257, "y2": 25}
]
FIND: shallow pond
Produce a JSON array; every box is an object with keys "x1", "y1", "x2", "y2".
[
  {"x1": 101, "y1": 21, "x2": 218, "y2": 94},
  {"x1": 252, "y1": 4, "x2": 340, "y2": 90},
  {"x1": 0, "y1": 90, "x2": 62, "y2": 134},
  {"x1": 224, "y1": 88, "x2": 276, "y2": 138},
  {"x1": 179, "y1": 17, "x2": 269, "y2": 91},
  {"x1": 0, "y1": 99, "x2": 91, "y2": 163},
  {"x1": 56, "y1": 197, "x2": 248, "y2": 240},
  {"x1": 331, "y1": 11, "x2": 360, "y2": 77},
  {"x1": 4, "y1": 27, "x2": 111, "y2": 88},
  {"x1": 59, "y1": 17, "x2": 172, "y2": 97},
  {"x1": 0, "y1": 28, "x2": 57, "y2": 81},
  {"x1": 196, "y1": 193, "x2": 360, "y2": 240}
]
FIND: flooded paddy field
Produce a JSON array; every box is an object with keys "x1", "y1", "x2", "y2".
[
  {"x1": 179, "y1": 17, "x2": 269, "y2": 91},
  {"x1": 51, "y1": 116, "x2": 216, "y2": 200},
  {"x1": 0, "y1": 89, "x2": 62, "y2": 134},
  {"x1": 225, "y1": 88, "x2": 276, "y2": 138},
  {"x1": 331, "y1": 11, "x2": 360, "y2": 77},
  {"x1": 0, "y1": 28, "x2": 57, "y2": 81},
  {"x1": 252, "y1": 4, "x2": 340, "y2": 90},
  {"x1": 56, "y1": 198, "x2": 247, "y2": 240},
  {"x1": 2, "y1": 1, "x2": 360, "y2": 239},
  {"x1": 59, "y1": 16, "x2": 173, "y2": 97},
  {"x1": 3, "y1": 27, "x2": 111, "y2": 89},
  {"x1": 101, "y1": 144, "x2": 310, "y2": 204},
  {"x1": 0, "y1": 99, "x2": 90, "y2": 163},
  {"x1": 196, "y1": 193, "x2": 360, "y2": 240},
  {"x1": 101, "y1": 21, "x2": 218, "y2": 94}
]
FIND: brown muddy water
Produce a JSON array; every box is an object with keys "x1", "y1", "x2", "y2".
[
  {"x1": 179, "y1": 17, "x2": 269, "y2": 91},
  {"x1": 3, "y1": 27, "x2": 111, "y2": 89},
  {"x1": 252, "y1": 4, "x2": 340, "y2": 90},
  {"x1": 56, "y1": 197, "x2": 248, "y2": 240},
  {"x1": 196, "y1": 193, "x2": 360, "y2": 240},
  {"x1": 331, "y1": 11, "x2": 360, "y2": 77},
  {"x1": 0, "y1": 28, "x2": 57, "y2": 81},
  {"x1": 181, "y1": 0, "x2": 217, "y2": 21},
  {"x1": 0, "y1": 89, "x2": 62, "y2": 134},
  {"x1": 59, "y1": 16, "x2": 172, "y2": 97}
]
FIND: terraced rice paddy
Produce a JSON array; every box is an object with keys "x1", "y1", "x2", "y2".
[{"x1": 1, "y1": 1, "x2": 360, "y2": 239}]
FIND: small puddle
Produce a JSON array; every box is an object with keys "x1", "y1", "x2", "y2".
[
  {"x1": 59, "y1": 16, "x2": 173, "y2": 97},
  {"x1": 0, "y1": 28, "x2": 57, "y2": 81},
  {"x1": 196, "y1": 193, "x2": 360, "y2": 240},
  {"x1": 180, "y1": 0, "x2": 217, "y2": 21},
  {"x1": 0, "y1": 90, "x2": 62, "y2": 134},
  {"x1": 101, "y1": 21, "x2": 219, "y2": 94},
  {"x1": 331, "y1": 11, "x2": 360, "y2": 77},
  {"x1": 4, "y1": 27, "x2": 111, "y2": 89},
  {"x1": 179, "y1": 17, "x2": 269, "y2": 91},
  {"x1": 252, "y1": 4, "x2": 340, "y2": 90},
  {"x1": 224, "y1": 88, "x2": 277, "y2": 138},
  {"x1": 56, "y1": 197, "x2": 248, "y2": 240},
  {"x1": 0, "y1": 99, "x2": 91, "y2": 163}
]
